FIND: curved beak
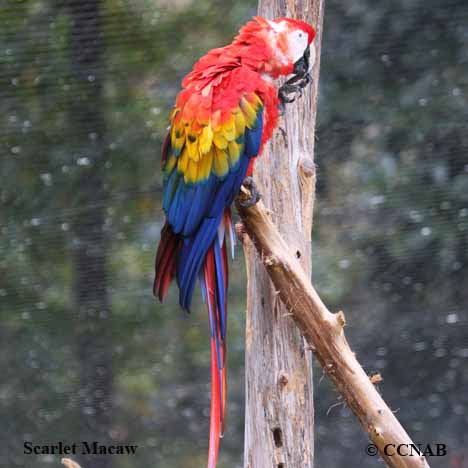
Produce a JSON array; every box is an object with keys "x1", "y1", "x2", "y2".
[
  {"x1": 278, "y1": 45, "x2": 313, "y2": 106},
  {"x1": 293, "y1": 45, "x2": 310, "y2": 76}
]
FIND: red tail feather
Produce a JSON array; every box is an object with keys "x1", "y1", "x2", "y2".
[
  {"x1": 154, "y1": 223, "x2": 179, "y2": 301},
  {"x1": 156, "y1": 216, "x2": 230, "y2": 468},
  {"x1": 208, "y1": 338, "x2": 221, "y2": 468},
  {"x1": 204, "y1": 236, "x2": 229, "y2": 468},
  {"x1": 220, "y1": 241, "x2": 228, "y2": 436}
]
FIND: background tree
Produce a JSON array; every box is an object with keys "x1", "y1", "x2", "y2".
[{"x1": 67, "y1": 2, "x2": 113, "y2": 468}]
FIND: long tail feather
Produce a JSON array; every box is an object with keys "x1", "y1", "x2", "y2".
[
  {"x1": 204, "y1": 211, "x2": 230, "y2": 468},
  {"x1": 220, "y1": 240, "x2": 228, "y2": 436},
  {"x1": 208, "y1": 338, "x2": 221, "y2": 468},
  {"x1": 157, "y1": 211, "x2": 231, "y2": 468}
]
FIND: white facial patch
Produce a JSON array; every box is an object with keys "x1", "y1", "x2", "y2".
[
  {"x1": 286, "y1": 29, "x2": 309, "y2": 64},
  {"x1": 266, "y1": 20, "x2": 315, "y2": 71},
  {"x1": 308, "y1": 43, "x2": 316, "y2": 71}
]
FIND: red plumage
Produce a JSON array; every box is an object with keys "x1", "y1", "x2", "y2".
[
  {"x1": 153, "y1": 223, "x2": 178, "y2": 301},
  {"x1": 204, "y1": 246, "x2": 223, "y2": 468}
]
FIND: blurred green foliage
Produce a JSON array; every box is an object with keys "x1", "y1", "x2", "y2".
[{"x1": 1, "y1": 1, "x2": 467, "y2": 468}]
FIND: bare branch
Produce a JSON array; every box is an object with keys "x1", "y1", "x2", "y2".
[{"x1": 236, "y1": 188, "x2": 431, "y2": 468}]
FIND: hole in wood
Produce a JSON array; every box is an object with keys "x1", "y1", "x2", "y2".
[
  {"x1": 279, "y1": 374, "x2": 288, "y2": 387},
  {"x1": 272, "y1": 427, "x2": 283, "y2": 447},
  {"x1": 295, "y1": 250, "x2": 301, "y2": 258}
]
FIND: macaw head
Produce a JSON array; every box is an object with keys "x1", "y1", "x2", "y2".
[{"x1": 233, "y1": 16, "x2": 316, "y2": 78}]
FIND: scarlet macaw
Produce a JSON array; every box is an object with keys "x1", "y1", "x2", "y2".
[{"x1": 154, "y1": 16, "x2": 316, "y2": 467}]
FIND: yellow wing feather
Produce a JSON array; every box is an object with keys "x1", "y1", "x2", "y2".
[
  {"x1": 200, "y1": 124, "x2": 213, "y2": 155},
  {"x1": 213, "y1": 147, "x2": 229, "y2": 177},
  {"x1": 168, "y1": 92, "x2": 263, "y2": 184}
]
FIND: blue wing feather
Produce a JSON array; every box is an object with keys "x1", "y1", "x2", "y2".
[
  {"x1": 162, "y1": 111, "x2": 263, "y2": 310},
  {"x1": 183, "y1": 178, "x2": 217, "y2": 236},
  {"x1": 178, "y1": 214, "x2": 223, "y2": 309}
]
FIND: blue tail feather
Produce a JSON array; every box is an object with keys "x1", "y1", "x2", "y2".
[
  {"x1": 213, "y1": 240, "x2": 227, "y2": 341},
  {"x1": 206, "y1": 282, "x2": 223, "y2": 373}
]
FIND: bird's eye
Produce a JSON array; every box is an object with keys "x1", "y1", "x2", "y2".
[{"x1": 298, "y1": 32, "x2": 303, "y2": 37}]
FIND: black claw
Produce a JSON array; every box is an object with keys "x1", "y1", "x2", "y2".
[
  {"x1": 278, "y1": 44, "x2": 313, "y2": 106},
  {"x1": 239, "y1": 176, "x2": 261, "y2": 208},
  {"x1": 278, "y1": 74, "x2": 312, "y2": 105},
  {"x1": 279, "y1": 85, "x2": 298, "y2": 104}
]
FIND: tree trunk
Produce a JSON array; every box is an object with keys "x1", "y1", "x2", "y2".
[
  {"x1": 67, "y1": 2, "x2": 113, "y2": 468},
  {"x1": 243, "y1": 2, "x2": 324, "y2": 467}
]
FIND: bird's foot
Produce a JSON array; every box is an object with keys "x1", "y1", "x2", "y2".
[
  {"x1": 239, "y1": 176, "x2": 261, "y2": 208},
  {"x1": 279, "y1": 83, "x2": 301, "y2": 104},
  {"x1": 278, "y1": 73, "x2": 312, "y2": 105}
]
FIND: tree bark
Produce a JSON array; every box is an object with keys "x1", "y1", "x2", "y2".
[
  {"x1": 236, "y1": 187, "x2": 431, "y2": 468},
  {"x1": 67, "y1": 2, "x2": 113, "y2": 468},
  {"x1": 243, "y1": 2, "x2": 324, "y2": 467}
]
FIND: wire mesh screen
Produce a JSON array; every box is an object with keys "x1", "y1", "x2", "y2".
[{"x1": 1, "y1": 1, "x2": 467, "y2": 468}]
